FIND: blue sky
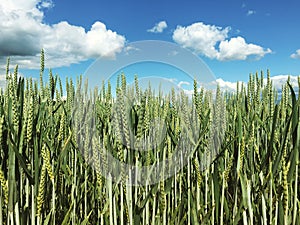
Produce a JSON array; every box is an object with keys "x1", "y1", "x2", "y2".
[{"x1": 0, "y1": 0, "x2": 300, "y2": 90}]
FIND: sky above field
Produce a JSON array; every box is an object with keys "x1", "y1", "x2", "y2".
[{"x1": 0, "y1": 0, "x2": 300, "y2": 91}]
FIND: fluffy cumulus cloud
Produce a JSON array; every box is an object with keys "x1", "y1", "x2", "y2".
[
  {"x1": 218, "y1": 37, "x2": 272, "y2": 60},
  {"x1": 147, "y1": 21, "x2": 168, "y2": 33},
  {"x1": 172, "y1": 22, "x2": 271, "y2": 61},
  {"x1": 291, "y1": 49, "x2": 300, "y2": 59},
  {"x1": 0, "y1": 0, "x2": 126, "y2": 69},
  {"x1": 173, "y1": 22, "x2": 229, "y2": 59}
]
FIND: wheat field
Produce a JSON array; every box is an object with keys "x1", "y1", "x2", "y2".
[{"x1": 0, "y1": 51, "x2": 299, "y2": 225}]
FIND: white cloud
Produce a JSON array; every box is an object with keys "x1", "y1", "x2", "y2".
[
  {"x1": 218, "y1": 37, "x2": 272, "y2": 61},
  {"x1": 165, "y1": 77, "x2": 178, "y2": 84},
  {"x1": 178, "y1": 81, "x2": 190, "y2": 88},
  {"x1": 123, "y1": 45, "x2": 140, "y2": 55},
  {"x1": 266, "y1": 75, "x2": 299, "y2": 90},
  {"x1": 247, "y1": 10, "x2": 256, "y2": 16},
  {"x1": 291, "y1": 49, "x2": 300, "y2": 59},
  {"x1": 181, "y1": 78, "x2": 241, "y2": 97},
  {"x1": 164, "y1": 75, "x2": 299, "y2": 100},
  {"x1": 38, "y1": 0, "x2": 54, "y2": 9},
  {"x1": 218, "y1": 75, "x2": 299, "y2": 92},
  {"x1": 215, "y1": 75, "x2": 299, "y2": 93},
  {"x1": 85, "y1": 22, "x2": 125, "y2": 58},
  {"x1": 173, "y1": 22, "x2": 230, "y2": 59},
  {"x1": 172, "y1": 22, "x2": 271, "y2": 61},
  {"x1": 180, "y1": 75, "x2": 299, "y2": 96},
  {"x1": 215, "y1": 78, "x2": 241, "y2": 91},
  {"x1": 0, "y1": 0, "x2": 126, "y2": 69},
  {"x1": 147, "y1": 21, "x2": 168, "y2": 33}
]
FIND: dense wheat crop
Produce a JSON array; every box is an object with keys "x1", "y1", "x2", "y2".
[{"x1": 0, "y1": 52, "x2": 299, "y2": 225}]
